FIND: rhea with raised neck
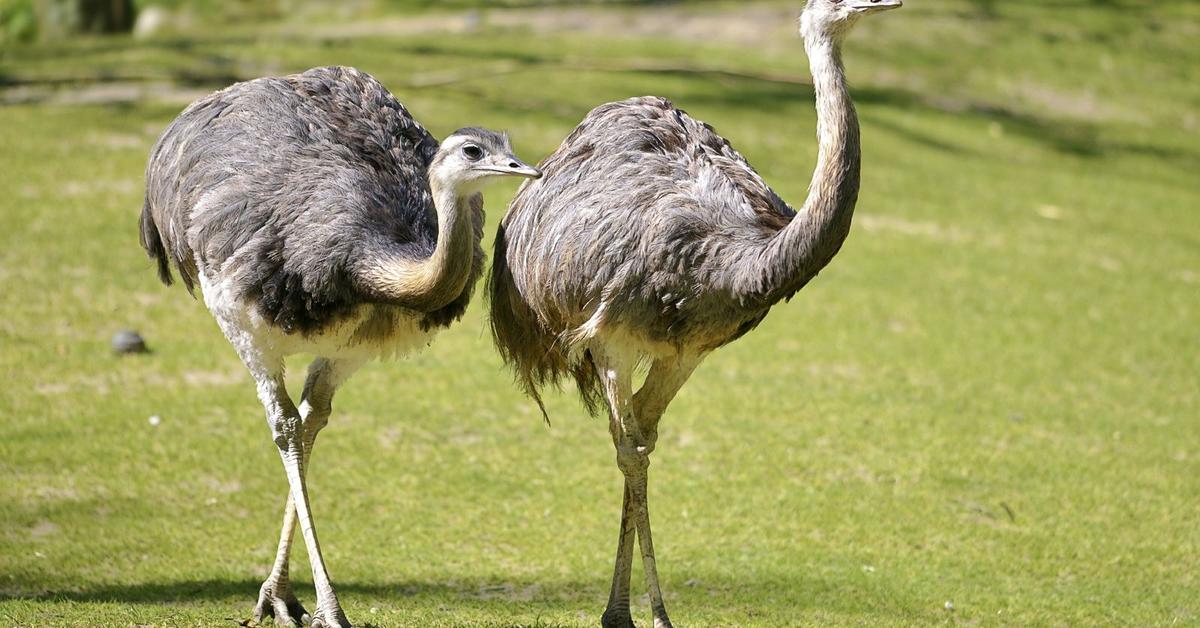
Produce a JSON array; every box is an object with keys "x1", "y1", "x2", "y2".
[{"x1": 485, "y1": 1, "x2": 903, "y2": 627}]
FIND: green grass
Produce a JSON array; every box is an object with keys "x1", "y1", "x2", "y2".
[{"x1": 2, "y1": 1, "x2": 1199, "y2": 625}]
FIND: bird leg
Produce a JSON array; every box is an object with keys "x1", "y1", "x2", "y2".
[
  {"x1": 255, "y1": 358, "x2": 361, "y2": 627},
  {"x1": 601, "y1": 480, "x2": 638, "y2": 628},
  {"x1": 595, "y1": 353, "x2": 701, "y2": 628},
  {"x1": 255, "y1": 494, "x2": 308, "y2": 626},
  {"x1": 255, "y1": 406, "x2": 320, "y2": 626},
  {"x1": 594, "y1": 349, "x2": 641, "y2": 628},
  {"x1": 595, "y1": 351, "x2": 700, "y2": 628},
  {"x1": 632, "y1": 357, "x2": 700, "y2": 628},
  {"x1": 212, "y1": 313, "x2": 353, "y2": 627},
  {"x1": 270, "y1": 402, "x2": 350, "y2": 627}
]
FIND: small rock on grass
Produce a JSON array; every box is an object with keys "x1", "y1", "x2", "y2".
[{"x1": 112, "y1": 329, "x2": 148, "y2": 354}]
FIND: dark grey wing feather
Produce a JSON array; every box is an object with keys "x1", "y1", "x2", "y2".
[
  {"x1": 140, "y1": 95, "x2": 236, "y2": 293},
  {"x1": 140, "y1": 66, "x2": 440, "y2": 333}
]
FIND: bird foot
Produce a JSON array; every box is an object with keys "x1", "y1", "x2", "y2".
[
  {"x1": 309, "y1": 605, "x2": 353, "y2": 628},
  {"x1": 600, "y1": 607, "x2": 636, "y2": 628},
  {"x1": 253, "y1": 578, "x2": 309, "y2": 627}
]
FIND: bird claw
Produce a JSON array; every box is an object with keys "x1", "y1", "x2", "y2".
[
  {"x1": 308, "y1": 605, "x2": 353, "y2": 628},
  {"x1": 253, "y1": 579, "x2": 310, "y2": 627}
]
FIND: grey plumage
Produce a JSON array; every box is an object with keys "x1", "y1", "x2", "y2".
[
  {"x1": 138, "y1": 65, "x2": 540, "y2": 627},
  {"x1": 490, "y1": 91, "x2": 856, "y2": 412},
  {"x1": 140, "y1": 66, "x2": 497, "y2": 334},
  {"x1": 489, "y1": 96, "x2": 788, "y2": 412},
  {"x1": 488, "y1": 1, "x2": 900, "y2": 625}
]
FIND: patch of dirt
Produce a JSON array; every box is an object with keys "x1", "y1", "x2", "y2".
[
  {"x1": 60, "y1": 178, "x2": 139, "y2": 197},
  {"x1": 805, "y1": 361, "x2": 863, "y2": 381},
  {"x1": 84, "y1": 131, "x2": 149, "y2": 151},
  {"x1": 474, "y1": 582, "x2": 542, "y2": 602},
  {"x1": 29, "y1": 521, "x2": 60, "y2": 538},
  {"x1": 489, "y1": 5, "x2": 797, "y2": 45},
  {"x1": 0, "y1": 6, "x2": 803, "y2": 108},
  {"x1": 182, "y1": 368, "x2": 246, "y2": 387},
  {"x1": 203, "y1": 476, "x2": 243, "y2": 494},
  {"x1": 0, "y1": 81, "x2": 214, "y2": 107},
  {"x1": 857, "y1": 214, "x2": 972, "y2": 244},
  {"x1": 1005, "y1": 79, "x2": 1142, "y2": 124},
  {"x1": 34, "y1": 382, "x2": 71, "y2": 395},
  {"x1": 303, "y1": 5, "x2": 798, "y2": 46},
  {"x1": 34, "y1": 374, "x2": 110, "y2": 395}
]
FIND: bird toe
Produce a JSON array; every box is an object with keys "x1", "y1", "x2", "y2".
[{"x1": 253, "y1": 579, "x2": 308, "y2": 627}]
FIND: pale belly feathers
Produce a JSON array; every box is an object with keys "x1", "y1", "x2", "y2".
[{"x1": 199, "y1": 270, "x2": 437, "y2": 364}]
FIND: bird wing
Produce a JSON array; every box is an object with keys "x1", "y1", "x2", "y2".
[
  {"x1": 492, "y1": 96, "x2": 796, "y2": 412},
  {"x1": 552, "y1": 96, "x2": 793, "y2": 223},
  {"x1": 142, "y1": 66, "x2": 441, "y2": 333},
  {"x1": 500, "y1": 96, "x2": 794, "y2": 328}
]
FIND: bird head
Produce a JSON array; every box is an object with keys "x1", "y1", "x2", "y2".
[
  {"x1": 801, "y1": 0, "x2": 902, "y2": 40},
  {"x1": 431, "y1": 128, "x2": 542, "y2": 196}
]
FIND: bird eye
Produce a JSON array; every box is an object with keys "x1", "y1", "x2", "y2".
[{"x1": 462, "y1": 144, "x2": 484, "y2": 161}]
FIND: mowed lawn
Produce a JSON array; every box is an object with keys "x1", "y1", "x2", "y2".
[{"x1": 2, "y1": 1, "x2": 1198, "y2": 625}]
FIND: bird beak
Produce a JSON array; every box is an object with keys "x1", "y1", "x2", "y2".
[
  {"x1": 848, "y1": 0, "x2": 902, "y2": 13},
  {"x1": 479, "y1": 155, "x2": 543, "y2": 179}
]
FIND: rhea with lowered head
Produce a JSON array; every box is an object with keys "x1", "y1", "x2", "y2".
[
  {"x1": 489, "y1": 0, "x2": 902, "y2": 625},
  {"x1": 139, "y1": 66, "x2": 539, "y2": 627}
]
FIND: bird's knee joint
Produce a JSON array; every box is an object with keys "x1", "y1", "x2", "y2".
[
  {"x1": 270, "y1": 415, "x2": 301, "y2": 451},
  {"x1": 616, "y1": 444, "x2": 650, "y2": 477},
  {"x1": 304, "y1": 408, "x2": 331, "y2": 432},
  {"x1": 643, "y1": 428, "x2": 660, "y2": 452}
]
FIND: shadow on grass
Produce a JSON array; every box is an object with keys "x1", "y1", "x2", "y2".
[
  {"x1": 553, "y1": 71, "x2": 1197, "y2": 164},
  {"x1": 5, "y1": 29, "x2": 1193, "y2": 167},
  {"x1": 404, "y1": 50, "x2": 1193, "y2": 165},
  {"x1": 0, "y1": 572, "x2": 920, "y2": 619},
  {"x1": 3, "y1": 578, "x2": 562, "y2": 603},
  {"x1": 0, "y1": 34, "x2": 257, "y2": 64},
  {"x1": 860, "y1": 113, "x2": 973, "y2": 155}
]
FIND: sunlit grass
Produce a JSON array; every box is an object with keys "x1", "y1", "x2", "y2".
[{"x1": 1, "y1": 1, "x2": 1198, "y2": 625}]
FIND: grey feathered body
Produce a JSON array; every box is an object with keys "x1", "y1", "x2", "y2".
[
  {"x1": 491, "y1": 96, "x2": 856, "y2": 411},
  {"x1": 140, "y1": 66, "x2": 485, "y2": 342},
  {"x1": 488, "y1": 7, "x2": 880, "y2": 625}
]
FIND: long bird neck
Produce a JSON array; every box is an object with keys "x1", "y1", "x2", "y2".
[
  {"x1": 359, "y1": 176, "x2": 477, "y2": 311},
  {"x1": 738, "y1": 30, "x2": 861, "y2": 306},
  {"x1": 804, "y1": 34, "x2": 861, "y2": 228}
]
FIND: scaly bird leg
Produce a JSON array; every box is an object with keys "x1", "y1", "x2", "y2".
[
  {"x1": 225, "y1": 342, "x2": 352, "y2": 625},
  {"x1": 592, "y1": 347, "x2": 640, "y2": 628},
  {"x1": 601, "y1": 481, "x2": 638, "y2": 628},
  {"x1": 628, "y1": 357, "x2": 700, "y2": 628},
  {"x1": 255, "y1": 492, "x2": 307, "y2": 626},
  {"x1": 255, "y1": 358, "x2": 362, "y2": 626},
  {"x1": 595, "y1": 349, "x2": 701, "y2": 628},
  {"x1": 269, "y1": 397, "x2": 350, "y2": 628},
  {"x1": 628, "y1": 356, "x2": 703, "y2": 628}
]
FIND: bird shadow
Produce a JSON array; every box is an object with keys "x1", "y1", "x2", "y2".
[
  {"x1": 0, "y1": 571, "x2": 919, "y2": 620},
  {"x1": 1, "y1": 577, "x2": 565, "y2": 603}
]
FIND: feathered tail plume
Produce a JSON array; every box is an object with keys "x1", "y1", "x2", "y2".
[
  {"x1": 487, "y1": 224, "x2": 606, "y2": 423},
  {"x1": 139, "y1": 193, "x2": 184, "y2": 291}
]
